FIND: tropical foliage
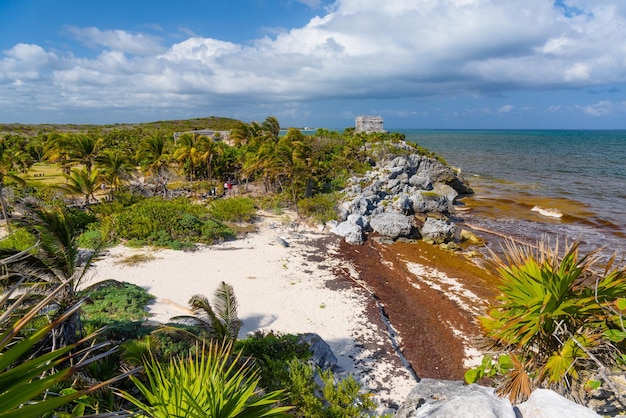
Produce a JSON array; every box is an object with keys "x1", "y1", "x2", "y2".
[
  {"x1": 172, "y1": 281, "x2": 242, "y2": 343},
  {"x1": 472, "y1": 239, "x2": 626, "y2": 402},
  {"x1": 118, "y1": 341, "x2": 291, "y2": 418},
  {"x1": 0, "y1": 245, "x2": 133, "y2": 418}
]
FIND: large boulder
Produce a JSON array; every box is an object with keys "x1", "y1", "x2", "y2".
[
  {"x1": 370, "y1": 212, "x2": 414, "y2": 240},
  {"x1": 395, "y1": 379, "x2": 515, "y2": 418},
  {"x1": 410, "y1": 193, "x2": 451, "y2": 214},
  {"x1": 298, "y1": 333, "x2": 338, "y2": 371},
  {"x1": 331, "y1": 221, "x2": 364, "y2": 245},
  {"x1": 420, "y1": 218, "x2": 456, "y2": 244},
  {"x1": 515, "y1": 389, "x2": 601, "y2": 418}
]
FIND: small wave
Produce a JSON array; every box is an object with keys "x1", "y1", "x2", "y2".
[{"x1": 531, "y1": 206, "x2": 563, "y2": 218}]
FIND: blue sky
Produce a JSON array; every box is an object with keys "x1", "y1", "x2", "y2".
[{"x1": 2, "y1": 0, "x2": 626, "y2": 129}]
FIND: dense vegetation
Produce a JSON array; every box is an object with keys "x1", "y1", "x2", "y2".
[
  {"x1": 4, "y1": 114, "x2": 621, "y2": 415},
  {"x1": 0, "y1": 115, "x2": 419, "y2": 416}
]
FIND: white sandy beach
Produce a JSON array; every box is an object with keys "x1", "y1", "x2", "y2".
[{"x1": 85, "y1": 213, "x2": 416, "y2": 412}]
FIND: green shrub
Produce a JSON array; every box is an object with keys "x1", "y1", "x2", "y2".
[
  {"x1": 77, "y1": 229, "x2": 103, "y2": 249},
  {"x1": 298, "y1": 193, "x2": 339, "y2": 224},
  {"x1": 109, "y1": 197, "x2": 232, "y2": 247},
  {"x1": 287, "y1": 359, "x2": 378, "y2": 417},
  {"x1": 476, "y1": 240, "x2": 626, "y2": 402},
  {"x1": 235, "y1": 331, "x2": 311, "y2": 391},
  {"x1": 82, "y1": 282, "x2": 155, "y2": 325},
  {"x1": 0, "y1": 227, "x2": 36, "y2": 251},
  {"x1": 208, "y1": 196, "x2": 256, "y2": 223}
]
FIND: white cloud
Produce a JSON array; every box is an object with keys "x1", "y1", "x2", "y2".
[
  {"x1": 2, "y1": 0, "x2": 626, "y2": 124},
  {"x1": 64, "y1": 26, "x2": 165, "y2": 55},
  {"x1": 580, "y1": 100, "x2": 626, "y2": 116}
]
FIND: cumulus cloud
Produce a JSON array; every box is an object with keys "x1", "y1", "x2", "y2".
[{"x1": 2, "y1": 0, "x2": 626, "y2": 123}]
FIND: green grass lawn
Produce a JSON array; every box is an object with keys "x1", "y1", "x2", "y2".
[{"x1": 25, "y1": 163, "x2": 65, "y2": 185}]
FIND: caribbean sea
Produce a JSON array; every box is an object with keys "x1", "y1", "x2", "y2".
[{"x1": 396, "y1": 129, "x2": 626, "y2": 257}]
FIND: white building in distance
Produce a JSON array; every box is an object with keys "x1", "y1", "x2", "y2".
[{"x1": 355, "y1": 115, "x2": 385, "y2": 133}]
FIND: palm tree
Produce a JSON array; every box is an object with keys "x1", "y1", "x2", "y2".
[
  {"x1": 56, "y1": 167, "x2": 102, "y2": 205},
  {"x1": 65, "y1": 134, "x2": 100, "y2": 174},
  {"x1": 43, "y1": 132, "x2": 72, "y2": 175},
  {"x1": 137, "y1": 135, "x2": 169, "y2": 176},
  {"x1": 0, "y1": 139, "x2": 26, "y2": 232},
  {"x1": 172, "y1": 281, "x2": 242, "y2": 343},
  {"x1": 173, "y1": 133, "x2": 201, "y2": 181},
  {"x1": 95, "y1": 149, "x2": 135, "y2": 193},
  {"x1": 0, "y1": 202, "x2": 119, "y2": 349},
  {"x1": 137, "y1": 135, "x2": 171, "y2": 195},
  {"x1": 198, "y1": 135, "x2": 225, "y2": 182}
]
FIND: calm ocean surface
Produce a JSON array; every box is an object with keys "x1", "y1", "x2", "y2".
[{"x1": 397, "y1": 129, "x2": 626, "y2": 256}]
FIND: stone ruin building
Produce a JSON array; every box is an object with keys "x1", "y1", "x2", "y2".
[{"x1": 355, "y1": 115, "x2": 385, "y2": 133}]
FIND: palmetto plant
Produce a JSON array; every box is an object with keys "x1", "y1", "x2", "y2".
[
  {"x1": 172, "y1": 281, "x2": 242, "y2": 343},
  {"x1": 0, "y1": 251, "x2": 135, "y2": 418},
  {"x1": 479, "y1": 239, "x2": 626, "y2": 402},
  {"x1": 0, "y1": 201, "x2": 119, "y2": 349},
  {"x1": 118, "y1": 341, "x2": 291, "y2": 418}
]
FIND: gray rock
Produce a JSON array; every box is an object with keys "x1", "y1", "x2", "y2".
[
  {"x1": 347, "y1": 213, "x2": 369, "y2": 230},
  {"x1": 409, "y1": 172, "x2": 433, "y2": 190},
  {"x1": 420, "y1": 218, "x2": 456, "y2": 244},
  {"x1": 370, "y1": 212, "x2": 414, "y2": 240},
  {"x1": 411, "y1": 193, "x2": 450, "y2": 214},
  {"x1": 515, "y1": 389, "x2": 602, "y2": 418},
  {"x1": 344, "y1": 196, "x2": 375, "y2": 216},
  {"x1": 395, "y1": 379, "x2": 515, "y2": 418},
  {"x1": 392, "y1": 194, "x2": 414, "y2": 215},
  {"x1": 275, "y1": 237, "x2": 290, "y2": 247},
  {"x1": 432, "y1": 182, "x2": 459, "y2": 205},
  {"x1": 298, "y1": 333, "x2": 337, "y2": 371},
  {"x1": 331, "y1": 221, "x2": 364, "y2": 245}
]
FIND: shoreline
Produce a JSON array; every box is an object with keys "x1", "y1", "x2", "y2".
[
  {"x1": 86, "y1": 213, "x2": 417, "y2": 411},
  {"x1": 86, "y1": 212, "x2": 496, "y2": 411}
]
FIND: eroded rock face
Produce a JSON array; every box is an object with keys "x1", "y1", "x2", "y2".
[
  {"x1": 333, "y1": 146, "x2": 472, "y2": 244},
  {"x1": 515, "y1": 389, "x2": 602, "y2": 418},
  {"x1": 395, "y1": 381, "x2": 604, "y2": 418},
  {"x1": 395, "y1": 379, "x2": 515, "y2": 418},
  {"x1": 370, "y1": 212, "x2": 415, "y2": 240},
  {"x1": 420, "y1": 218, "x2": 456, "y2": 244}
]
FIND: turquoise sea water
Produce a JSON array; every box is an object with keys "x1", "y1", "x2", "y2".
[{"x1": 397, "y1": 129, "x2": 626, "y2": 255}]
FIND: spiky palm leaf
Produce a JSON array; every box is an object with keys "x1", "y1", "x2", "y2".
[
  {"x1": 0, "y1": 253, "x2": 136, "y2": 418},
  {"x1": 481, "y1": 239, "x2": 626, "y2": 400},
  {"x1": 118, "y1": 341, "x2": 291, "y2": 418},
  {"x1": 172, "y1": 281, "x2": 242, "y2": 342}
]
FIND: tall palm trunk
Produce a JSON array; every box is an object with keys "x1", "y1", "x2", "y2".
[{"x1": 0, "y1": 183, "x2": 11, "y2": 232}]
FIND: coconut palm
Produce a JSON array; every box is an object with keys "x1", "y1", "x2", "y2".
[
  {"x1": 198, "y1": 135, "x2": 225, "y2": 182},
  {"x1": 56, "y1": 167, "x2": 102, "y2": 205},
  {"x1": 118, "y1": 341, "x2": 291, "y2": 418},
  {"x1": 0, "y1": 139, "x2": 26, "y2": 232},
  {"x1": 65, "y1": 134, "x2": 101, "y2": 174},
  {"x1": 172, "y1": 281, "x2": 242, "y2": 343},
  {"x1": 43, "y1": 132, "x2": 72, "y2": 175},
  {"x1": 174, "y1": 133, "x2": 201, "y2": 181},
  {"x1": 480, "y1": 239, "x2": 626, "y2": 401},
  {"x1": 137, "y1": 135, "x2": 171, "y2": 196},
  {"x1": 96, "y1": 149, "x2": 135, "y2": 193},
  {"x1": 137, "y1": 135, "x2": 171, "y2": 177}
]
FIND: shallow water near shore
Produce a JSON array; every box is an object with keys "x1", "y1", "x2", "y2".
[{"x1": 399, "y1": 129, "x2": 626, "y2": 257}]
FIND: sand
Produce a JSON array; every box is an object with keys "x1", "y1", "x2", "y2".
[{"x1": 85, "y1": 212, "x2": 417, "y2": 413}]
